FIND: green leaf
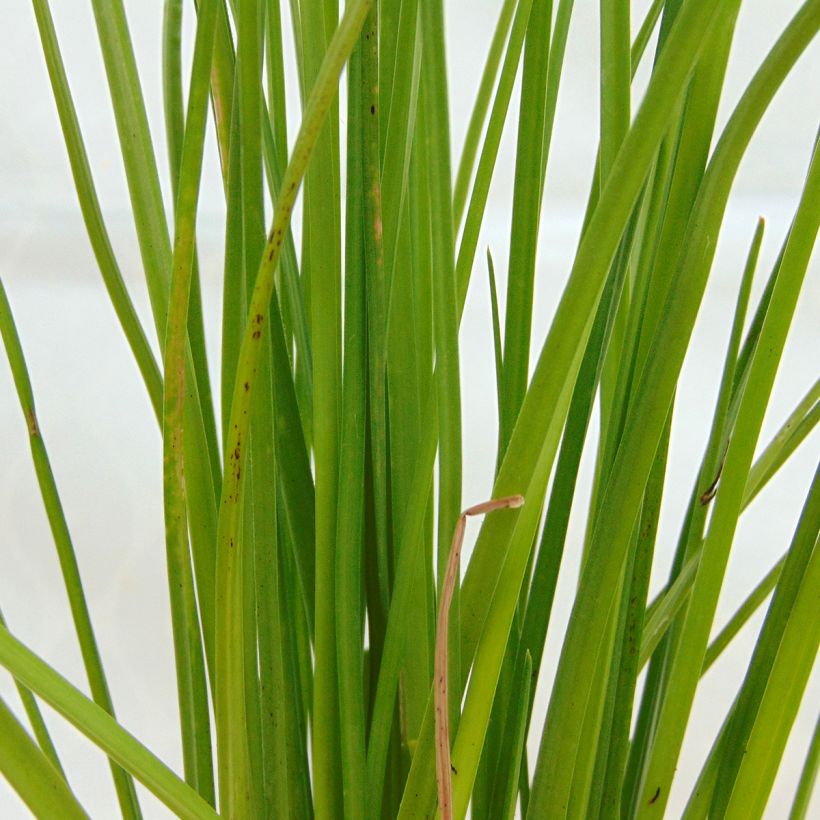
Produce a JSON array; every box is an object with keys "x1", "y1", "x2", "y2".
[
  {"x1": 213, "y1": 2, "x2": 372, "y2": 815},
  {"x1": 712, "y1": 463, "x2": 820, "y2": 817},
  {"x1": 498, "y1": 0, "x2": 553, "y2": 456},
  {"x1": 0, "y1": 279, "x2": 141, "y2": 818},
  {"x1": 790, "y1": 713, "x2": 820, "y2": 820},
  {"x1": 30, "y1": 0, "x2": 162, "y2": 420},
  {"x1": 161, "y1": 0, "x2": 219, "y2": 802},
  {"x1": 335, "y1": 30, "x2": 368, "y2": 820},
  {"x1": 1, "y1": 608, "x2": 64, "y2": 776},
  {"x1": 635, "y1": 91, "x2": 820, "y2": 820},
  {"x1": 0, "y1": 695, "x2": 88, "y2": 820},
  {"x1": 529, "y1": 4, "x2": 820, "y2": 816},
  {"x1": 452, "y1": 0, "x2": 517, "y2": 228},
  {"x1": 488, "y1": 651, "x2": 532, "y2": 820},
  {"x1": 0, "y1": 625, "x2": 218, "y2": 820}
]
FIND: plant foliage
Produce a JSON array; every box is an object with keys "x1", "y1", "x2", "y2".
[{"x1": 1, "y1": 0, "x2": 819, "y2": 817}]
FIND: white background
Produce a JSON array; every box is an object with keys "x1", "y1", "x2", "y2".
[{"x1": 1, "y1": 1, "x2": 819, "y2": 817}]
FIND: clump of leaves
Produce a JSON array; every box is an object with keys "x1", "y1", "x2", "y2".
[{"x1": 1, "y1": 0, "x2": 818, "y2": 818}]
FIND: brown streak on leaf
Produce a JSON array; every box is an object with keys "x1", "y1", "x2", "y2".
[{"x1": 25, "y1": 408, "x2": 39, "y2": 438}]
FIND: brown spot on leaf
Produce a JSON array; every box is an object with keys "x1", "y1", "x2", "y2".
[{"x1": 25, "y1": 409, "x2": 39, "y2": 437}]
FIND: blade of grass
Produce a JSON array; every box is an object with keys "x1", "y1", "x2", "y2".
[
  {"x1": 599, "y1": 180, "x2": 681, "y2": 814},
  {"x1": 632, "y1": 0, "x2": 665, "y2": 67},
  {"x1": 0, "y1": 625, "x2": 218, "y2": 820},
  {"x1": 240, "y1": 468, "x2": 263, "y2": 817},
  {"x1": 0, "y1": 610, "x2": 64, "y2": 777},
  {"x1": 163, "y1": 1, "x2": 221, "y2": 487},
  {"x1": 498, "y1": 0, "x2": 552, "y2": 456},
  {"x1": 161, "y1": 0, "x2": 219, "y2": 802},
  {"x1": 87, "y1": 0, "x2": 222, "y2": 682},
  {"x1": 572, "y1": 0, "x2": 668, "y2": 246},
  {"x1": 221, "y1": 89, "x2": 246, "y2": 448},
  {"x1": 335, "y1": 33, "x2": 368, "y2": 820},
  {"x1": 206, "y1": 1, "x2": 238, "y2": 186},
  {"x1": 268, "y1": 305, "x2": 317, "y2": 636},
  {"x1": 380, "y1": 0, "x2": 420, "y2": 296},
  {"x1": 162, "y1": 0, "x2": 185, "y2": 197},
  {"x1": 367, "y1": 126, "x2": 437, "y2": 817},
  {"x1": 266, "y1": 0, "x2": 290, "y2": 172},
  {"x1": 623, "y1": 216, "x2": 764, "y2": 813},
  {"x1": 635, "y1": 119, "x2": 820, "y2": 820},
  {"x1": 681, "y1": 475, "x2": 819, "y2": 820},
  {"x1": 636, "y1": 226, "x2": 815, "y2": 679},
  {"x1": 584, "y1": 0, "x2": 633, "y2": 579},
  {"x1": 680, "y1": 705, "x2": 734, "y2": 819},
  {"x1": 260, "y1": 110, "x2": 315, "y2": 447},
  {"x1": 213, "y1": 3, "x2": 372, "y2": 815},
  {"x1": 393, "y1": 96, "x2": 437, "y2": 759},
  {"x1": 29, "y1": 0, "x2": 162, "y2": 420},
  {"x1": 452, "y1": 0, "x2": 517, "y2": 229},
  {"x1": 420, "y1": 0, "x2": 463, "y2": 756},
  {"x1": 720, "y1": 467, "x2": 820, "y2": 817},
  {"x1": 260, "y1": 9, "x2": 315, "y2": 446},
  {"x1": 448, "y1": 405, "x2": 573, "y2": 820},
  {"x1": 0, "y1": 695, "x2": 88, "y2": 820},
  {"x1": 259, "y1": 515, "x2": 313, "y2": 817},
  {"x1": 235, "y1": 3, "x2": 269, "y2": 810},
  {"x1": 488, "y1": 216, "x2": 631, "y2": 820},
  {"x1": 250, "y1": 440, "x2": 301, "y2": 814},
  {"x1": 641, "y1": 543, "x2": 783, "y2": 674},
  {"x1": 632, "y1": 12, "x2": 739, "y2": 384},
  {"x1": 87, "y1": 0, "x2": 176, "y2": 367},
  {"x1": 0, "y1": 279, "x2": 142, "y2": 819},
  {"x1": 790, "y1": 713, "x2": 820, "y2": 820},
  {"x1": 482, "y1": 8, "x2": 671, "y2": 805},
  {"x1": 391, "y1": 3, "x2": 733, "y2": 813},
  {"x1": 744, "y1": 376, "x2": 820, "y2": 506},
  {"x1": 362, "y1": 2, "x2": 391, "y2": 644},
  {"x1": 591, "y1": 420, "x2": 668, "y2": 819},
  {"x1": 298, "y1": 0, "x2": 347, "y2": 811},
  {"x1": 256, "y1": 14, "x2": 315, "y2": 812},
  {"x1": 453, "y1": 0, "x2": 536, "y2": 317},
  {"x1": 599, "y1": 0, "x2": 630, "y2": 179},
  {"x1": 701, "y1": 551, "x2": 785, "y2": 674},
  {"x1": 377, "y1": 0, "x2": 400, "y2": 136},
  {"x1": 591, "y1": 2, "x2": 740, "y2": 552},
  {"x1": 565, "y1": 162, "x2": 645, "y2": 820},
  {"x1": 452, "y1": 3, "x2": 733, "y2": 813},
  {"x1": 529, "y1": 5, "x2": 820, "y2": 816},
  {"x1": 382, "y1": 19, "x2": 428, "y2": 754},
  {"x1": 487, "y1": 249, "x2": 504, "y2": 468},
  {"x1": 421, "y1": 0, "x2": 461, "y2": 589},
  {"x1": 488, "y1": 651, "x2": 532, "y2": 820}
]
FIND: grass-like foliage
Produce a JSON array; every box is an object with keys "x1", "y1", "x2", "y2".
[{"x1": 1, "y1": 0, "x2": 819, "y2": 817}]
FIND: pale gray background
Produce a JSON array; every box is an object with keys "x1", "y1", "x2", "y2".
[{"x1": 1, "y1": 1, "x2": 819, "y2": 817}]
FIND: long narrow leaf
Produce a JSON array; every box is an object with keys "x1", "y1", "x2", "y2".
[
  {"x1": 0, "y1": 279, "x2": 141, "y2": 818},
  {"x1": 0, "y1": 626, "x2": 218, "y2": 820}
]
